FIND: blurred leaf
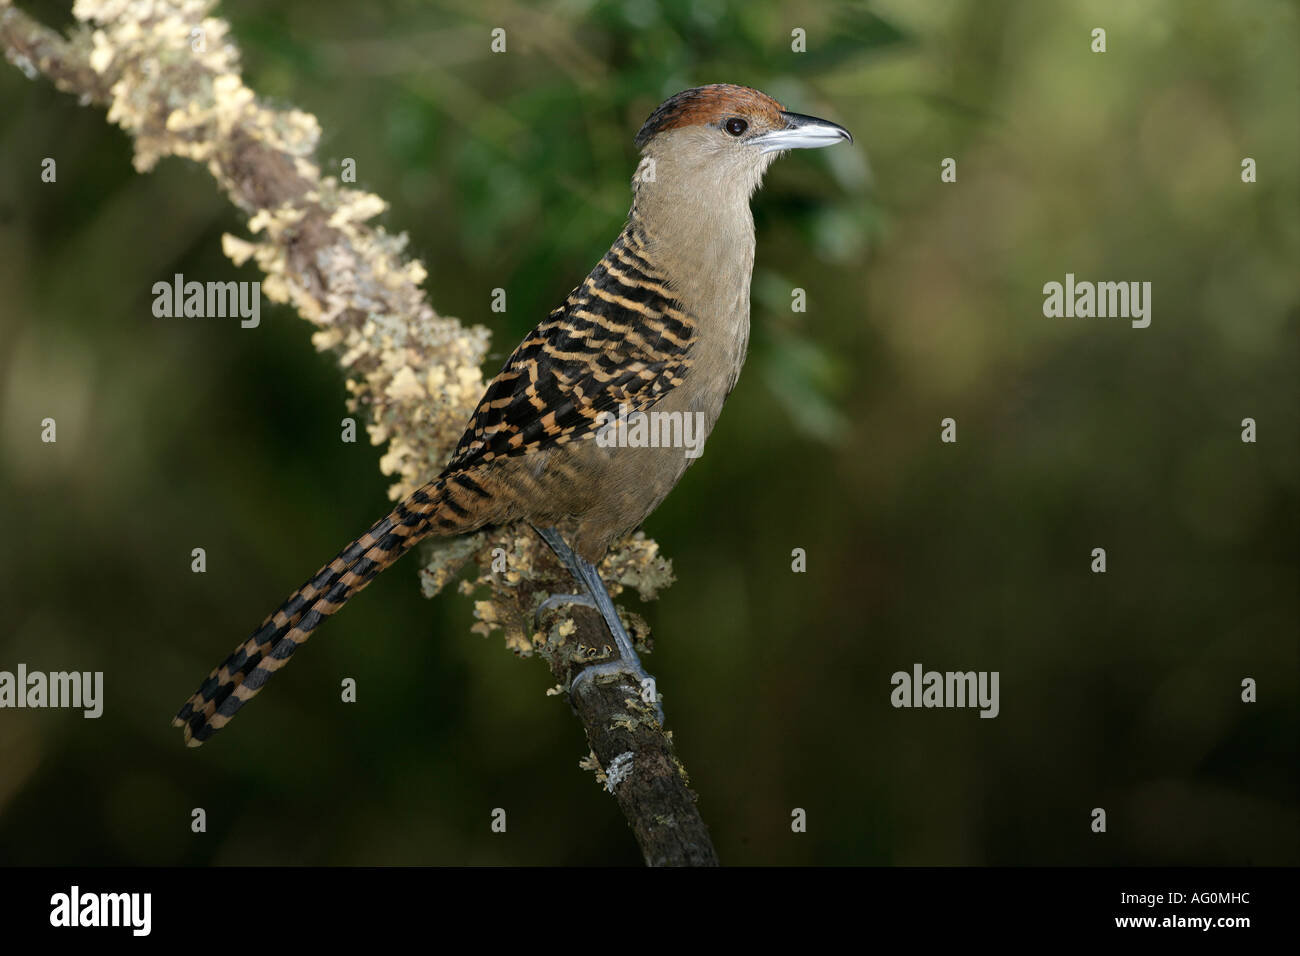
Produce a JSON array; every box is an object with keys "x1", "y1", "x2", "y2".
[{"x1": 757, "y1": 321, "x2": 851, "y2": 444}]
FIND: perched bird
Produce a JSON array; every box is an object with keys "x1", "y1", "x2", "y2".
[{"x1": 174, "y1": 84, "x2": 852, "y2": 745}]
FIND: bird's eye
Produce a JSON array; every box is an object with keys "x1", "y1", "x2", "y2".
[{"x1": 724, "y1": 117, "x2": 748, "y2": 137}]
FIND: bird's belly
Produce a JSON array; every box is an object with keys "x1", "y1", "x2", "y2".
[
  {"x1": 504, "y1": 297, "x2": 750, "y2": 561},
  {"x1": 555, "y1": 335, "x2": 744, "y2": 559}
]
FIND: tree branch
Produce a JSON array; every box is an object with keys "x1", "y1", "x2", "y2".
[{"x1": 1, "y1": 0, "x2": 716, "y2": 866}]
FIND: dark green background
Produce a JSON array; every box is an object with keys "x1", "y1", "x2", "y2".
[{"x1": 0, "y1": 0, "x2": 1296, "y2": 864}]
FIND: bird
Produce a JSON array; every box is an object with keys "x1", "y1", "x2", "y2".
[{"x1": 173, "y1": 83, "x2": 853, "y2": 746}]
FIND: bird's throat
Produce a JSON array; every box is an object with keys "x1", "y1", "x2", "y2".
[{"x1": 630, "y1": 160, "x2": 757, "y2": 330}]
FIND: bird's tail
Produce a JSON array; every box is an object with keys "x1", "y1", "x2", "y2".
[{"x1": 173, "y1": 471, "x2": 492, "y2": 746}]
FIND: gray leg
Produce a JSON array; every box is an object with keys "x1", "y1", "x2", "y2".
[
  {"x1": 532, "y1": 525, "x2": 663, "y2": 722},
  {"x1": 533, "y1": 525, "x2": 584, "y2": 580}
]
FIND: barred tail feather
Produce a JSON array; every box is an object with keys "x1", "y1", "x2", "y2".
[{"x1": 173, "y1": 473, "x2": 484, "y2": 746}]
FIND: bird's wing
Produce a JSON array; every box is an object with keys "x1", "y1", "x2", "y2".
[{"x1": 444, "y1": 225, "x2": 698, "y2": 472}]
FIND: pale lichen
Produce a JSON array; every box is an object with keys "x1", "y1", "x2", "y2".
[
  {"x1": 603, "y1": 751, "x2": 635, "y2": 792},
  {"x1": 579, "y1": 750, "x2": 606, "y2": 785}
]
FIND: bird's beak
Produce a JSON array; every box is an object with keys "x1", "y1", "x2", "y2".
[{"x1": 750, "y1": 111, "x2": 854, "y2": 154}]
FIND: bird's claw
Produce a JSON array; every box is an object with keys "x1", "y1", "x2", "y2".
[
  {"x1": 570, "y1": 659, "x2": 665, "y2": 726},
  {"x1": 534, "y1": 592, "x2": 597, "y2": 632}
]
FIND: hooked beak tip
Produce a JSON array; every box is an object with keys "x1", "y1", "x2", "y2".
[{"x1": 753, "y1": 110, "x2": 854, "y2": 153}]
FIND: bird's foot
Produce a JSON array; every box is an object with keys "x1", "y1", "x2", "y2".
[
  {"x1": 534, "y1": 592, "x2": 597, "y2": 632},
  {"x1": 571, "y1": 657, "x2": 664, "y2": 726}
]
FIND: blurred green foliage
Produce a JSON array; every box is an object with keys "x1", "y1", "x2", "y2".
[{"x1": 0, "y1": 0, "x2": 1295, "y2": 865}]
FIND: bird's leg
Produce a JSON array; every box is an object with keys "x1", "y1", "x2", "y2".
[
  {"x1": 532, "y1": 525, "x2": 663, "y2": 723},
  {"x1": 530, "y1": 525, "x2": 594, "y2": 629},
  {"x1": 532, "y1": 524, "x2": 586, "y2": 579}
]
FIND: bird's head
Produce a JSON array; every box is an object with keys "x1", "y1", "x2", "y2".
[{"x1": 632, "y1": 84, "x2": 853, "y2": 202}]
